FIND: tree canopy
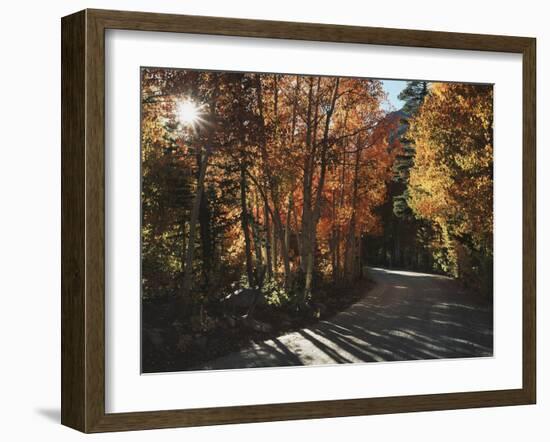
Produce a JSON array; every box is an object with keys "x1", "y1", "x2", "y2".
[
  {"x1": 407, "y1": 82, "x2": 493, "y2": 288},
  {"x1": 140, "y1": 70, "x2": 493, "y2": 323},
  {"x1": 141, "y1": 69, "x2": 400, "y2": 311}
]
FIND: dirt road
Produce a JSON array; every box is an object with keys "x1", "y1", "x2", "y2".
[{"x1": 196, "y1": 267, "x2": 493, "y2": 370}]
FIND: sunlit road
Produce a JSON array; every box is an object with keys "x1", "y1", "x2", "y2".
[{"x1": 196, "y1": 267, "x2": 493, "y2": 370}]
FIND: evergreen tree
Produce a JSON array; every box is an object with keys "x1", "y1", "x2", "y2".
[
  {"x1": 398, "y1": 81, "x2": 429, "y2": 115},
  {"x1": 392, "y1": 81, "x2": 428, "y2": 218}
]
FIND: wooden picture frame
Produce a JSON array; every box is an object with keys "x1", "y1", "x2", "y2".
[{"x1": 61, "y1": 8, "x2": 536, "y2": 433}]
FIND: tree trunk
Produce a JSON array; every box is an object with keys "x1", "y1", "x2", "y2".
[
  {"x1": 198, "y1": 185, "x2": 212, "y2": 283},
  {"x1": 300, "y1": 77, "x2": 315, "y2": 296},
  {"x1": 239, "y1": 162, "x2": 254, "y2": 287},
  {"x1": 255, "y1": 74, "x2": 291, "y2": 290},
  {"x1": 264, "y1": 196, "x2": 273, "y2": 279},
  {"x1": 335, "y1": 140, "x2": 346, "y2": 282},
  {"x1": 181, "y1": 149, "x2": 209, "y2": 299},
  {"x1": 251, "y1": 198, "x2": 264, "y2": 283},
  {"x1": 273, "y1": 215, "x2": 292, "y2": 291},
  {"x1": 330, "y1": 189, "x2": 339, "y2": 282},
  {"x1": 345, "y1": 138, "x2": 361, "y2": 282},
  {"x1": 180, "y1": 76, "x2": 219, "y2": 301},
  {"x1": 180, "y1": 220, "x2": 187, "y2": 276},
  {"x1": 271, "y1": 215, "x2": 278, "y2": 272},
  {"x1": 284, "y1": 193, "x2": 292, "y2": 263},
  {"x1": 359, "y1": 234, "x2": 365, "y2": 279},
  {"x1": 304, "y1": 77, "x2": 340, "y2": 300}
]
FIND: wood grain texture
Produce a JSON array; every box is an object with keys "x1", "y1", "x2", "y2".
[
  {"x1": 522, "y1": 38, "x2": 536, "y2": 403},
  {"x1": 85, "y1": 9, "x2": 107, "y2": 432},
  {"x1": 60, "y1": 8, "x2": 537, "y2": 433},
  {"x1": 61, "y1": 10, "x2": 86, "y2": 431},
  {"x1": 90, "y1": 8, "x2": 532, "y2": 53}
]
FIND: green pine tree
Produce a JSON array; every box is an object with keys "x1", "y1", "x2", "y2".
[{"x1": 392, "y1": 81, "x2": 428, "y2": 218}]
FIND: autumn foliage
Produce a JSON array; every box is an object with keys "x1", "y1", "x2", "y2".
[
  {"x1": 141, "y1": 69, "x2": 400, "y2": 311},
  {"x1": 139, "y1": 70, "x2": 494, "y2": 372},
  {"x1": 406, "y1": 83, "x2": 493, "y2": 290},
  {"x1": 141, "y1": 69, "x2": 493, "y2": 321}
]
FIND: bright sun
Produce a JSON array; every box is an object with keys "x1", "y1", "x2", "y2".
[{"x1": 177, "y1": 100, "x2": 200, "y2": 125}]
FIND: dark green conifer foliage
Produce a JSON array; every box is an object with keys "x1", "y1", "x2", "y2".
[{"x1": 392, "y1": 81, "x2": 428, "y2": 218}]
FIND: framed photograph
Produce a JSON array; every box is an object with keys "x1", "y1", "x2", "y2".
[{"x1": 61, "y1": 9, "x2": 536, "y2": 433}]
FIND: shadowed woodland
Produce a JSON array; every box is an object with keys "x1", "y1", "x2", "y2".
[{"x1": 140, "y1": 68, "x2": 493, "y2": 373}]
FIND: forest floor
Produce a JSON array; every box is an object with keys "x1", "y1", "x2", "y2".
[
  {"x1": 193, "y1": 267, "x2": 493, "y2": 370},
  {"x1": 142, "y1": 275, "x2": 370, "y2": 373}
]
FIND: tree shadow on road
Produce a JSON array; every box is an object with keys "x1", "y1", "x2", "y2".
[
  {"x1": 299, "y1": 289, "x2": 493, "y2": 365},
  {"x1": 198, "y1": 271, "x2": 493, "y2": 370}
]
